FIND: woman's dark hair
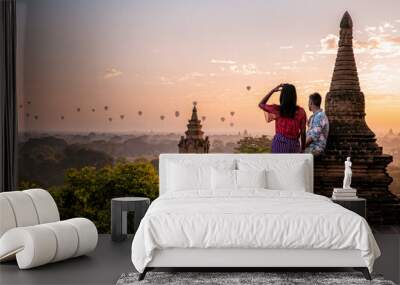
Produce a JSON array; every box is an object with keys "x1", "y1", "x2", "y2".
[{"x1": 279, "y1": 84, "x2": 297, "y2": 118}]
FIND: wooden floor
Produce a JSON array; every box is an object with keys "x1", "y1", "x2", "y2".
[{"x1": 0, "y1": 228, "x2": 399, "y2": 285}]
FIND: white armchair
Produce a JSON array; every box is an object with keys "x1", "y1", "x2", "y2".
[{"x1": 0, "y1": 189, "x2": 98, "y2": 269}]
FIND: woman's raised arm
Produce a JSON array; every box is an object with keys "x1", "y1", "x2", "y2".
[{"x1": 258, "y1": 83, "x2": 284, "y2": 106}]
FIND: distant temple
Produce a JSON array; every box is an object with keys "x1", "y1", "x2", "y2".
[
  {"x1": 314, "y1": 12, "x2": 400, "y2": 224},
  {"x1": 178, "y1": 103, "x2": 210, "y2": 153}
]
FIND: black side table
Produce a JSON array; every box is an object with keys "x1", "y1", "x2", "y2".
[
  {"x1": 111, "y1": 197, "x2": 150, "y2": 242},
  {"x1": 331, "y1": 197, "x2": 366, "y2": 218}
]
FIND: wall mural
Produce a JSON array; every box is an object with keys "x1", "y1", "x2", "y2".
[{"x1": 16, "y1": 0, "x2": 400, "y2": 231}]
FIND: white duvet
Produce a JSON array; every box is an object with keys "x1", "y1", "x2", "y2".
[{"x1": 131, "y1": 190, "x2": 380, "y2": 273}]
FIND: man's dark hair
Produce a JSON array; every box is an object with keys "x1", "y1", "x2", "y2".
[
  {"x1": 279, "y1": 84, "x2": 297, "y2": 118},
  {"x1": 309, "y1": 92, "x2": 322, "y2": 108}
]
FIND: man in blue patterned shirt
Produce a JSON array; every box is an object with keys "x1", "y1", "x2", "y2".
[{"x1": 305, "y1": 93, "x2": 329, "y2": 155}]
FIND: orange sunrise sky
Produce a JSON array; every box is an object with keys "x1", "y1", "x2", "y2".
[{"x1": 16, "y1": 0, "x2": 400, "y2": 136}]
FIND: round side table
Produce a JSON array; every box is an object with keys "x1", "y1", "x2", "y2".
[{"x1": 111, "y1": 197, "x2": 150, "y2": 242}]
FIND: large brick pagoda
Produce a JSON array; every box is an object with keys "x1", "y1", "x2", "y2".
[
  {"x1": 314, "y1": 11, "x2": 400, "y2": 224},
  {"x1": 178, "y1": 103, "x2": 210, "y2": 153}
]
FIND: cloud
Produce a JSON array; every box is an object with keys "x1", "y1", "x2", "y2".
[
  {"x1": 177, "y1": 72, "x2": 205, "y2": 81},
  {"x1": 365, "y1": 26, "x2": 377, "y2": 33},
  {"x1": 317, "y1": 28, "x2": 400, "y2": 58},
  {"x1": 384, "y1": 22, "x2": 395, "y2": 29},
  {"x1": 210, "y1": 59, "x2": 236, "y2": 64},
  {"x1": 354, "y1": 37, "x2": 381, "y2": 51},
  {"x1": 366, "y1": 35, "x2": 400, "y2": 58},
  {"x1": 228, "y1": 63, "x2": 270, "y2": 75},
  {"x1": 159, "y1": 76, "x2": 174, "y2": 85},
  {"x1": 279, "y1": 45, "x2": 293, "y2": 49},
  {"x1": 103, "y1": 68, "x2": 123, "y2": 79},
  {"x1": 386, "y1": 35, "x2": 400, "y2": 44},
  {"x1": 318, "y1": 34, "x2": 338, "y2": 54},
  {"x1": 280, "y1": 65, "x2": 296, "y2": 70},
  {"x1": 366, "y1": 21, "x2": 399, "y2": 35},
  {"x1": 211, "y1": 58, "x2": 270, "y2": 76}
]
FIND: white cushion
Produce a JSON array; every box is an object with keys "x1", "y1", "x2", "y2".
[
  {"x1": 42, "y1": 221, "x2": 79, "y2": 262},
  {"x1": 211, "y1": 168, "x2": 237, "y2": 191},
  {"x1": 0, "y1": 226, "x2": 57, "y2": 269},
  {"x1": 0, "y1": 218, "x2": 97, "y2": 269},
  {"x1": 267, "y1": 161, "x2": 306, "y2": 191},
  {"x1": 237, "y1": 159, "x2": 307, "y2": 191},
  {"x1": 0, "y1": 196, "x2": 16, "y2": 237},
  {"x1": 236, "y1": 169, "x2": 267, "y2": 189},
  {"x1": 0, "y1": 192, "x2": 39, "y2": 227},
  {"x1": 164, "y1": 158, "x2": 236, "y2": 194},
  {"x1": 23, "y1": 189, "x2": 60, "y2": 224},
  {"x1": 65, "y1": 218, "x2": 98, "y2": 257},
  {"x1": 167, "y1": 162, "x2": 212, "y2": 191}
]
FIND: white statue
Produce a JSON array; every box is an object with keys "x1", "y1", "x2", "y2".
[{"x1": 343, "y1": 157, "x2": 353, "y2": 189}]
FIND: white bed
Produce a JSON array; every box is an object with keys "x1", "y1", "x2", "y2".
[{"x1": 131, "y1": 154, "x2": 380, "y2": 280}]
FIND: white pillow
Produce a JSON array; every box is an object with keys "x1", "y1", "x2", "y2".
[
  {"x1": 167, "y1": 162, "x2": 212, "y2": 192},
  {"x1": 237, "y1": 159, "x2": 307, "y2": 191},
  {"x1": 236, "y1": 169, "x2": 267, "y2": 189},
  {"x1": 266, "y1": 161, "x2": 306, "y2": 191},
  {"x1": 211, "y1": 168, "x2": 237, "y2": 191}
]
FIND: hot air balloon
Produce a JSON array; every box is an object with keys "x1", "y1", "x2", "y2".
[
  {"x1": 175, "y1": 111, "x2": 180, "y2": 117},
  {"x1": 246, "y1": 86, "x2": 251, "y2": 91},
  {"x1": 138, "y1": 111, "x2": 143, "y2": 116},
  {"x1": 92, "y1": 108, "x2": 96, "y2": 112},
  {"x1": 160, "y1": 115, "x2": 165, "y2": 120},
  {"x1": 220, "y1": 117, "x2": 225, "y2": 122},
  {"x1": 230, "y1": 122, "x2": 234, "y2": 127},
  {"x1": 201, "y1": 116, "x2": 206, "y2": 121},
  {"x1": 120, "y1": 115, "x2": 125, "y2": 120},
  {"x1": 76, "y1": 108, "x2": 81, "y2": 112},
  {"x1": 230, "y1": 111, "x2": 235, "y2": 116},
  {"x1": 104, "y1": 106, "x2": 108, "y2": 111},
  {"x1": 108, "y1": 117, "x2": 112, "y2": 122},
  {"x1": 34, "y1": 115, "x2": 39, "y2": 120},
  {"x1": 61, "y1": 116, "x2": 65, "y2": 120}
]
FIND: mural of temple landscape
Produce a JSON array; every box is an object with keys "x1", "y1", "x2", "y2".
[
  {"x1": 16, "y1": 0, "x2": 400, "y2": 231},
  {"x1": 17, "y1": 130, "x2": 400, "y2": 195}
]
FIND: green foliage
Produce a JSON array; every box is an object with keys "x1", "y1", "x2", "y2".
[
  {"x1": 18, "y1": 180, "x2": 42, "y2": 190},
  {"x1": 235, "y1": 135, "x2": 272, "y2": 153},
  {"x1": 49, "y1": 161, "x2": 159, "y2": 233}
]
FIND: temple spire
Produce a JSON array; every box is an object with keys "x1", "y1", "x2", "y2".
[
  {"x1": 190, "y1": 103, "x2": 199, "y2": 122},
  {"x1": 315, "y1": 12, "x2": 398, "y2": 224},
  {"x1": 340, "y1": 11, "x2": 353, "y2": 29},
  {"x1": 330, "y1": 11, "x2": 360, "y2": 92},
  {"x1": 185, "y1": 102, "x2": 203, "y2": 139},
  {"x1": 178, "y1": 103, "x2": 210, "y2": 153}
]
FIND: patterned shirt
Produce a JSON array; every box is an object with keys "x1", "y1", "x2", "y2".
[
  {"x1": 258, "y1": 103, "x2": 307, "y2": 139},
  {"x1": 305, "y1": 109, "x2": 329, "y2": 155}
]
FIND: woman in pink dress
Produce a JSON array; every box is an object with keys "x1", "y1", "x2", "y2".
[{"x1": 258, "y1": 83, "x2": 307, "y2": 153}]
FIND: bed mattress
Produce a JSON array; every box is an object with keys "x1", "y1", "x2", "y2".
[{"x1": 131, "y1": 190, "x2": 380, "y2": 273}]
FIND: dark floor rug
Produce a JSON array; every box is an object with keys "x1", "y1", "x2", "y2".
[{"x1": 116, "y1": 271, "x2": 396, "y2": 285}]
